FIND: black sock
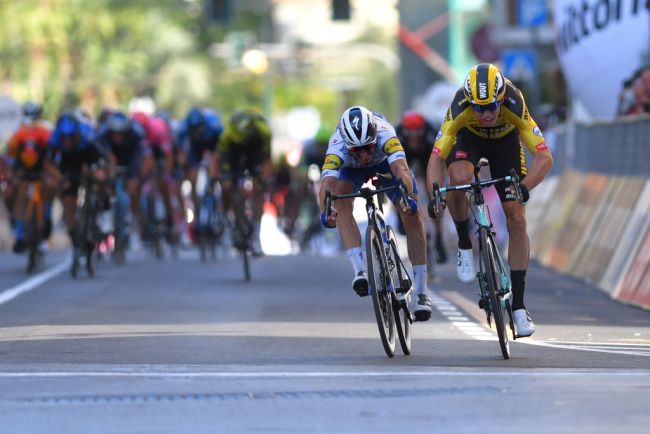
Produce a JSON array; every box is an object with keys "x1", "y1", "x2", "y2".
[
  {"x1": 511, "y1": 269, "x2": 527, "y2": 310},
  {"x1": 454, "y1": 219, "x2": 472, "y2": 249}
]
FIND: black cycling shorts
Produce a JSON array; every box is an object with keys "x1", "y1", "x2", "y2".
[
  {"x1": 221, "y1": 147, "x2": 265, "y2": 179},
  {"x1": 445, "y1": 128, "x2": 527, "y2": 202}
]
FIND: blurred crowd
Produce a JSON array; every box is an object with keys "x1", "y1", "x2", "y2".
[{"x1": 617, "y1": 65, "x2": 650, "y2": 116}]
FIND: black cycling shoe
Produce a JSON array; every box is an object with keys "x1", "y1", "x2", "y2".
[
  {"x1": 412, "y1": 293, "x2": 432, "y2": 322},
  {"x1": 352, "y1": 271, "x2": 369, "y2": 297}
]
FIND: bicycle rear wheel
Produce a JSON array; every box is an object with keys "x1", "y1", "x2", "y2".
[
  {"x1": 480, "y1": 229, "x2": 510, "y2": 359},
  {"x1": 366, "y1": 225, "x2": 396, "y2": 357},
  {"x1": 386, "y1": 225, "x2": 411, "y2": 355}
]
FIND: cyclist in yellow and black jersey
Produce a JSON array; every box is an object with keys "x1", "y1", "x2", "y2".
[
  {"x1": 426, "y1": 63, "x2": 553, "y2": 337},
  {"x1": 216, "y1": 109, "x2": 272, "y2": 257}
]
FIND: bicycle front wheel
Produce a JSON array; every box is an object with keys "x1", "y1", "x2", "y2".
[
  {"x1": 366, "y1": 225, "x2": 396, "y2": 357},
  {"x1": 480, "y1": 229, "x2": 510, "y2": 359},
  {"x1": 386, "y1": 225, "x2": 411, "y2": 355}
]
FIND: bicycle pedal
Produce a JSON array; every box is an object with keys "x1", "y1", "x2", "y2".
[{"x1": 413, "y1": 310, "x2": 431, "y2": 322}]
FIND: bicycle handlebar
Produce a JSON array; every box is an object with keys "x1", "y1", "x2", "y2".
[
  {"x1": 431, "y1": 173, "x2": 523, "y2": 216},
  {"x1": 324, "y1": 176, "x2": 411, "y2": 217}
]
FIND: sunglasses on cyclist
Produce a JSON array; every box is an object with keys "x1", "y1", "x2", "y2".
[
  {"x1": 349, "y1": 143, "x2": 376, "y2": 154},
  {"x1": 472, "y1": 101, "x2": 501, "y2": 113}
]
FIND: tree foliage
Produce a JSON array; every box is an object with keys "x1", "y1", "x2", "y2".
[{"x1": 0, "y1": 1, "x2": 398, "y2": 124}]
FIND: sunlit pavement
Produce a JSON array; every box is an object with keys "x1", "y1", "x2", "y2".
[{"x1": 0, "y1": 219, "x2": 649, "y2": 434}]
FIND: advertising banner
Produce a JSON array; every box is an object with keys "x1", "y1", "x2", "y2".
[{"x1": 554, "y1": 0, "x2": 649, "y2": 120}]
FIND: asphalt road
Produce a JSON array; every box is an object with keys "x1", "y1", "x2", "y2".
[{"x1": 0, "y1": 245, "x2": 648, "y2": 434}]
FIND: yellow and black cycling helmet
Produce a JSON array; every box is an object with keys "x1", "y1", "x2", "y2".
[
  {"x1": 463, "y1": 63, "x2": 506, "y2": 111},
  {"x1": 230, "y1": 109, "x2": 264, "y2": 142}
]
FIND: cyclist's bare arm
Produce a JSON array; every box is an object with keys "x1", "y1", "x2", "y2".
[
  {"x1": 522, "y1": 150, "x2": 553, "y2": 190},
  {"x1": 426, "y1": 153, "x2": 446, "y2": 199},
  {"x1": 389, "y1": 158, "x2": 415, "y2": 198},
  {"x1": 319, "y1": 175, "x2": 337, "y2": 212}
]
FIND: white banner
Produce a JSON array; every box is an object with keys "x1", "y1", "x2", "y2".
[{"x1": 554, "y1": 0, "x2": 649, "y2": 120}]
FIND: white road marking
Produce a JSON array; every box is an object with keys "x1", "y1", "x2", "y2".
[
  {"x1": 0, "y1": 259, "x2": 71, "y2": 306},
  {"x1": 430, "y1": 290, "x2": 650, "y2": 357},
  {"x1": 0, "y1": 370, "x2": 647, "y2": 379}
]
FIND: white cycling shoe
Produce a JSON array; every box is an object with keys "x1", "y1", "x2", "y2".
[
  {"x1": 352, "y1": 271, "x2": 369, "y2": 297},
  {"x1": 456, "y1": 249, "x2": 475, "y2": 283},
  {"x1": 410, "y1": 292, "x2": 432, "y2": 322},
  {"x1": 513, "y1": 309, "x2": 536, "y2": 337}
]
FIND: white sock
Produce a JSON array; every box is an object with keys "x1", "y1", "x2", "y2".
[
  {"x1": 347, "y1": 247, "x2": 365, "y2": 275},
  {"x1": 412, "y1": 264, "x2": 427, "y2": 295}
]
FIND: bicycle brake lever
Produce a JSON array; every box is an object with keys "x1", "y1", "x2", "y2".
[{"x1": 324, "y1": 190, "x2": 332, "y2": 217}]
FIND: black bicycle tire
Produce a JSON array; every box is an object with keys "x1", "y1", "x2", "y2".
[
  {"x1": 26, "y1": 204, "x2": 39, "y2": 273},
  {"x1": 233, "y1": 186, "x2": 252, "y2": 281},
  {"x1": 366, "y1": 225, "x2": 396, "y2": 357},
  {"x1": 113, "y1": 191, "x2": 127, "y2": 264},
  {"x1": 481, "y1": 229, "x2": 510, "y2": 359},
  {"x1": 147, "y1": 193, "x2": 163, "y2": 259},
  {"x1": 486, "y1": 234, "x2": 516, "y2": 339},
  {"x1": 386, "y1": 225, "x2": 411, "y2": 355}
]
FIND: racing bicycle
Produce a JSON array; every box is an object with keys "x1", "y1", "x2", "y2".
[
  {"x1": 431, "y1": 158, "x2": 523, "y2": 359},
  {"x1": 325, "y1": 174, "x2": 414, "y2": 358}
]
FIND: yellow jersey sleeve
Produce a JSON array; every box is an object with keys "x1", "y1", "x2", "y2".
[{"x1": 502, "y1": 91, "x2": 549, "y2": 154}]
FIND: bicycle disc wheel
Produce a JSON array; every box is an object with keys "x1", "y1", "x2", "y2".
[
  {"x1": 481, "y1": 230, "x2": 510, "y2": 359},
  {"x1": 386, "y1": 226, "x2": 411, "y2": 355},
  {"x1": 366, "y1": 225, "x2": 396, "y2": 357}
]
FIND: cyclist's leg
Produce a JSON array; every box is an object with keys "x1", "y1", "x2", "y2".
[
  {"x1": 61, "y1": 177, "x2": 79, "y2": 240},
  {"x1": 41, "y1": 171, "x2": 58, "y2": 243},
  {"x1": 159, "y1": 153, "x2": 175, "y2": 228},
  {"x1": 187, "y1": 147, "x2": 202, "y2": 213},
  {"x1": 446, "y1": 129, "x2": 481, "y2": 283},
  {"x1": 415, "y1": 176, "x2": 439, "y2": 280},
  {"x1": 11, "y1": 177, "x2": 28, "y2": 253},
  {"x1": 249, "y1": 158, "x2": 270, "y2": 257},
  {"x1": 386, "y1": 172, "x2": 431, "y2": 319},
  {"x1": 337, "y1": 168, "x2": 368, "y2": 295},
  {"x1": 486, "y1": 132, "x2": 535, "y2": 336}
]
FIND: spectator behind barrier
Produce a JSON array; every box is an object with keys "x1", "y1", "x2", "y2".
[{"x1": 617, "y1": 66, "x2": 650, "y2": 116}]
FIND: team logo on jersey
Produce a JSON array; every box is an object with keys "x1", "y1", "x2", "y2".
[
  {"x1": 533, "y1": 126, "x2": 543, "y2": 137},
  {"x1": 435, "y1": 130, "x2": 443, "y2": 141},
  {"x1": 322, "y1": 154, "x2": 342, "y2": 170},
  {"x1": 383, "y1": 138, "x2": 404, "y2": 154},
  {"x1": 456, "y1": 151, "x2": 468, "y2": 159},
  {"x1": 431, "y1": 147, "x2": 441, "y2": 156},
  {"x1": 535, "y1": 142, "x2": 548, "y2": 152}
]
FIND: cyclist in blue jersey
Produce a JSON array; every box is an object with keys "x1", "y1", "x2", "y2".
[
  {"x1": 48, "y1": 111, "x2": 107, "y2": 242},
  {"x1": 97, "y1": 111, "x2": 151, "y2": 226},
  {"x1": 176, "y1": 107, "x2": 223, "y2": 211},
  {"x1": 319, "y1": 106, "x2": 433, "y2": 321}
]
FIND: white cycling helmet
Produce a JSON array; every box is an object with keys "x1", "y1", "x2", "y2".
[{"x1": 339, "y1": 106, "x2": 377, "y2": 150}]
